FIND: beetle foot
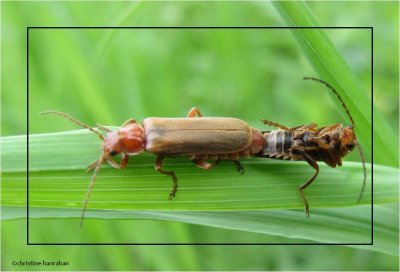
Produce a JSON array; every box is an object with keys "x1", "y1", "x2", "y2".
[
  {"x1": 305, "y1": 206, "x2": 310, "y2": 219},
  {"x1": 86, "y1": 160, "x2": 98, "y2": 172},
  {"x1": 168, "y1": 191, "x2": 176, "y2": 200},
  {"x1": 237, "y1": 165, "x2": 245, "y2": 175},
  {"x1": 232, "y1": 160, "x2": 245, "y2": 175}
]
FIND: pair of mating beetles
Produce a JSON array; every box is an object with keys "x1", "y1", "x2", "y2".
[{"x1": 43, "y1": 78, "x2": 366, "y2": 227}]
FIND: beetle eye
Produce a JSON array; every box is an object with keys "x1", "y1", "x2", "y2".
[
  {"x1": 110, "y1": 151, "x2": 118, "y2": 156},
  {"x1": 347, "y1": 143, "x2": 355, "y2": 150}
]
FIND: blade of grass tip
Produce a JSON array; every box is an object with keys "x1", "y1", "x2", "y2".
[
  {"x1": 274, "y1": 2, "x2": 370, "y2": 134},
  {"x1": 273, "y1": 1, "x2": 397, "y2": 166}
]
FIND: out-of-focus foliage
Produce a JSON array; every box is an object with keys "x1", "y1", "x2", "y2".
[{"x1": 1, "y1": 1, "x2": 398, "y2": 271}]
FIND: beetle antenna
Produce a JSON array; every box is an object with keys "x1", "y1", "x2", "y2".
[
  {"x1": 355, "y1": 144, "x2": 367, "y2": 202},
  {"x1": 80, "y1": 151, "x2": 108, "y2": 228},
  {"x1": 303, "y1": 77, "x2": 355, "y2": 127},
  {"x1": 303, "y1": 77, "x2": 366, "y2": 202},
  {"x1": 41, "y1": 110, "x2": 104, "y2": 140}
]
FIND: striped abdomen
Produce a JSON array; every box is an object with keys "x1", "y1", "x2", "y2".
[{"x1": 262, "y1": 130, "x2": 293, "y2": 159}]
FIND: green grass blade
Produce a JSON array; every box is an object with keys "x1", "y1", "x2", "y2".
[
  {"x1": 1, "y1": 131, "x2": 397, "y2": 210},
  {"x1": 2, "y1": 205, "x2": 398, "y2": 255},
  {"x1": 3, "y1": 131, "x2": 396, "y2": 211},
  {"x1": 273, "y1": 1, "x2": 397, "y2": 166}
]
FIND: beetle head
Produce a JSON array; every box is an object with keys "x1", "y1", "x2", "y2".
[
  {"x1": 339, "y1": 125, "x2": 357, "y2": 157},
  {"x1": 103, "y1": 121, "x2": 145, "y2": 156},
  {"x1": 41, "y1": 111, "x2": 146, "y2": 227}
]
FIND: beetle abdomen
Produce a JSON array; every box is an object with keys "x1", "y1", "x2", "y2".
[
  {"x1": 143, "y1": 117, "x2": 252, "y2": 156},
  {"x1": 262, "y1": 130, "x2": 293, "y2": 159}
]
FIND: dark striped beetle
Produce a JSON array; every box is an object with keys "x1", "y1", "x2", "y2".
[
  {"x1": 259, "y1": 78, "x2": 366, "y2": 217},
  {"x1": 42, "y1": 77, "x2": 366, "y2": 226}
]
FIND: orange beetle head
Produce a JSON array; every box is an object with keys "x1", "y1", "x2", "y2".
[
  {"x1": 339, "y1": 125, "x2": 357, "y2": 157},
  {"x1": 103, "y1": 121, "x2": 145, "y2": 156}
]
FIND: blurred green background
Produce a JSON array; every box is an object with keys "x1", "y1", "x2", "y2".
[{"x1": 1, "y1": 1, "x2": 398, "y2": 271}]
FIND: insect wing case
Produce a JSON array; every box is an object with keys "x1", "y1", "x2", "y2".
[{"x1": 143, "y1": 117, "x2": 252, "y2": 156}]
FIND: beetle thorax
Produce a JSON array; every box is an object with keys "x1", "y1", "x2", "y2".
[{"x1": 103, "y1": 122, "x2": 145, "y2": 155}]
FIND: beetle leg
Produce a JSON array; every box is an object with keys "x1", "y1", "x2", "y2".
[
  {"x1": 187, "y1": 107, "x2": 203, "y2": 118},
  {"x1": 88, "y1": 153, "x2": 126, "y2": 171},
  {"x1": 290, "y1": 123, "x2": 318, "y2": 132},
  {"x1": 192, "y1": 159, "x2": 221, "y2": 169},
  {"x1": 309, "y1": 137, "x2": 340, "y2": 167},
  {"x1": 193, "y1": 159, "x2": 244, "y2": 174},
  {"x1": 328, "y1": 141, "x2": 342, "y2": 166},
  {"x1": 90, "y1": 154, "x2": 128, "y2": 170},
  {"x1": 232, "y1": 160, "x2": 245, "y2": 175},
  {"x1": 155, "y1": 155, "x2": 178, "y2": 199},
  {"x1": 120, "y1": 154, "x2": 130, "y2": 169},
  {"x1": 96, "y1": 123, "x2": 112, "y2": 133},
  {"x1": 317, "y1": 123, "x2": 341, "y2": 136},
  {"x1": 107, "y1": 156, "x2": 122, "y2": 169},
  {"x1": 121, "y1": 119, "x2": 137, "y2": 127},
  {"x1": 309, "y1": 137, "x2": 330, "y2": 150},
  {"x1": 290, "y1": 146, "x2": 320, "y2": 218},
  {"x1": 260, "y1": 119, "x2": 291, "y2": 131},
  {"x1": 86, "y1": 159, "x2": 99, "y2": 172}
]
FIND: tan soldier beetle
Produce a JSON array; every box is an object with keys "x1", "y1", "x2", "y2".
[{"x1": 42, "y1": 77, "x2": 366, "y2": 226}]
